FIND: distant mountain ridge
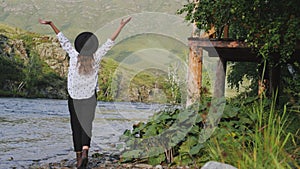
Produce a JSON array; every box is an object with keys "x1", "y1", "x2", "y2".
[{"x1": 0, "y1": 0, "x2": 187, "y2": 36}]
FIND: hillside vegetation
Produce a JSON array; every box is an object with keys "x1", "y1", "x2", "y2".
[
  {"x1": 0, "y1": 23, "x2": 67, "y2": 98},
  {"x1": 0, "y1": 23, "x2": 191, "y2": 103}
]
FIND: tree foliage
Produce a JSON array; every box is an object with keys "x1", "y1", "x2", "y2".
[
  {"x1": 0, "y1": 55, "x2": 25, "y2": 93},
  {"x1": 177, "y1": 0, "x2": 300, "y2": 60},
  {"x1": 177, "y1": 0, "x2": 300, "y2": 99}
]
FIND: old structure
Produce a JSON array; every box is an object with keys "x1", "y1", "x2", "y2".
[{"x1": 187, "y1": 37, "x2": 300, "y2": 100}]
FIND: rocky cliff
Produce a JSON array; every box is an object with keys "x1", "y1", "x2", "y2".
[
  {"x1": 0, "y1": 23, "x2": 68, "y2": 99},
  {"x1": 33, "y1": 36, "x2": 69, "y2": 77}
]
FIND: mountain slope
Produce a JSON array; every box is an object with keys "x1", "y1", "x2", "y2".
[{"x1": 0, "y1": 0, "x2": 188, "y2": 36}]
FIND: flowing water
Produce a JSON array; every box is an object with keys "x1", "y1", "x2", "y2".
[{"x1": 0, "y1": 98, "x2": 162, "y2": 169}]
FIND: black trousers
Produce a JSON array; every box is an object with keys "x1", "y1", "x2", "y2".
[{"x1": 68, "y1": 94, "x2": 97, "y2": 152}]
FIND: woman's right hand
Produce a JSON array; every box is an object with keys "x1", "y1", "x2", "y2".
[{"x1": 120, "y1": 17, "x2": 132, "y2": 27}]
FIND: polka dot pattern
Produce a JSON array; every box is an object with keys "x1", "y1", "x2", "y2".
[{"x1": 57, "y1": 32, "x2": 115, "y2": 99}]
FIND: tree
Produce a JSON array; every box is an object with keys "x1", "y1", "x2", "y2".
[
  {"x1": 178, "y1": 0, "x2": 300, "y2": 100},
  {"x1": 0, "y1": 55, "x2": 25, "y2": 92}
]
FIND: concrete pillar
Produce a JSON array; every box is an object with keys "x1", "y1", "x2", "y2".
[{"x1": 213, "y1": 58, "x2": 226, "y2": 98}]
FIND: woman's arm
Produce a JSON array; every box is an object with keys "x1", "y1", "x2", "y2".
[
  {"x1": 39, "y1": 19, "x2": 60, "y2": 34},
  {"x1": 110, "y1": 17, "x2": 132, "y2": 41},
  {"x1": 39, "y1": 19, "x2": 77, "y2": 58}
]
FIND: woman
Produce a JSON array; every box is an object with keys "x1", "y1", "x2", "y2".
[{"x1": 39, "y1": 17, "x2": 131, "y2": 168}]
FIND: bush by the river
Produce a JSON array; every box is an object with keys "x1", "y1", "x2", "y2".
[{"x1": 120, "y1": 95, "x2": 300, "y2": 168}]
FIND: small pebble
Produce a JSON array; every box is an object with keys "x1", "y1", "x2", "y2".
[
  {"x1": 155, "y1": 165, "x2": 163, "y2": 169},
  {"x1": 134, "y1": 163, "x2": 154, "y2": 168}
]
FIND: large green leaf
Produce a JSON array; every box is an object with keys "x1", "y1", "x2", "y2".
[
  {"x1": 122, "y1": 149, "x2": 144, "y2": 159},
  {"x1": 148, "y1": 153, "x2": 165, "y2": 165},
  {"x1": 190, "y1": 143, "x2": 204, "y2": 155}
]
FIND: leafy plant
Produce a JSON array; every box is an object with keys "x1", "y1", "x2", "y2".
[
  {"x1": 120, "y1": 93, "x2": 298, "y2": 168},
  {"x1": 227, "y1": 62, "x2": 258, "y2": 96},
  {"x1": 120, "y1": 102, "x2": 203, "y2": 166}
]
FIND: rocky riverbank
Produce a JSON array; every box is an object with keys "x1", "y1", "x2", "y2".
[
  {"x1": 28, "y1": 151, "x2": 239, "y2": 169},
  {"x1": 29, "y1": 152, "x2": 193, "y2": 169}
]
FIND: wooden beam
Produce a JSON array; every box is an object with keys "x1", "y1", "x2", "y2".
[
  {"x1": 188, "y1": 38, "x2": 260, "y2": 62},
  {"x1": 187, "y1": 46, "x2": 203, "y2": 106}
]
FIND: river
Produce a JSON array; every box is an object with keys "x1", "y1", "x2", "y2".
[{"x1": 0, "y1": 98, "x2": 163, "y2": 169}]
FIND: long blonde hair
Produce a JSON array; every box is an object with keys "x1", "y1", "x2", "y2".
[{"x1": 77, "y1": 55, "x2": 95, "y2": 75}]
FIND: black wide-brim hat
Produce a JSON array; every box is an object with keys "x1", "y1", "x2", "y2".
[{"x1": 75, "y1": 32, "x2": 99, "y2": 56}]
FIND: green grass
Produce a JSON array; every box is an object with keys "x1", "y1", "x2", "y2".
[{"x1": 207, "y1": 96, "x2": 299, "y2": 169}]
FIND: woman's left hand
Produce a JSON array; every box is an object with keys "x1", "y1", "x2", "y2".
[{"x1": 39, "y1": 19, "x2": 52, "y2": 25}]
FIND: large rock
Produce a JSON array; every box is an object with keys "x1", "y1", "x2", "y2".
[
  {"x1": 201, "y1": 161, "x2": 237, "y2": 169},
  {"x1": 33, "y1": 36, "x2": 69, "y2": 77}
]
